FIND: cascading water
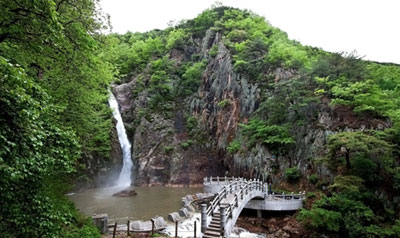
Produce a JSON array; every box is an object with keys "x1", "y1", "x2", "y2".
[{"x1": 108, "y1": 92, "x2": 133, "y2": 187}]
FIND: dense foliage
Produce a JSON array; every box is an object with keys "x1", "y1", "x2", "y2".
[
  {"x1": 0, "y1": 0, "x2": 112, "y2": 237},
  {"x1": 2, "y1": 2, "x2": 400, "y2": 238},
  {"x1": 106, "y1": 9, "x2": 400, "y2": 237}
]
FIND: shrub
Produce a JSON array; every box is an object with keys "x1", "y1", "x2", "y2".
[
  {"x1": 209, "y1": 44, "x2": 219, "y2": 57},
  {"x1": 186, "y1": 116, "x2": 198, "y2": 132},
  {"x1": 217, "y1": 99, "x2": 231, "y2": 108},
  {"x1": 392, "y1": 167, "x2": 400, "y2": 191},
  {"x1": 308, "y1": 174, "x2": 318, "y2": 184},
  {"x1": 180, "y1": 140, "x2": 193, "y2": 150},
  {"x1": 227, "y1": 140, "x2": 241, "y2": 154},
  {"x1": 164, "y1": 146, "x2": 174, "y2": 154},
  {"x1": 285, "y1": 167, "x2": 301, "y2": 182}
]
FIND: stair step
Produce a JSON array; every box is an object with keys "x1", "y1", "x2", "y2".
[
  {"x1": 208, "y1": 226, "x2": 220, "y2": 233},
  {"x1": 203, "y1": 235, "x2": 220, "y2": 238},
  {"x1": 209, "y1": 224, "x2": 220, "y2": 229},
  {"x1": 211, "y1": 221, "x2": 220, "y2": 226},
  {"x1": 205, "y1": 230, "x2": 221, "y2": 236}
]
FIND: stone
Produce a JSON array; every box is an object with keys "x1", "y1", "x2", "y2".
[
  {"x1": 167, "y1": 212, "x2": 182, "y2": 223},
  {"x1": 184, "y1": 204, "x2": 196, "y2": 212},
  {"x1": 92, "y1": 214, "x2": 108, "y2": 234},
  {"x1": 112, "y1": 188, "x2": 137, "y2": 197},
  {"x1": 131, "y1": 220, "x2": 151, "y2": 231},
  {"x1": 178, "y1": 207, "x2": 192, "y2": 218},
  {"x1": 152, "y1": 216, "x2": 167, "y2": 229}
]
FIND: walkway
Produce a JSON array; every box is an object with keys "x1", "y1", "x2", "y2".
[{"x1": 201, "y1": 177, "x2": 305, "y2": 238}]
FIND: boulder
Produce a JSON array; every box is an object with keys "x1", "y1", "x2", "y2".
[
  {"x1": 167, "y1": 212, "x2": 182, "y2": 223},
  {"x1": 178, "y1": 207, "x2": 192, "y2": 218},
  {"x1": 152, "y1": 216, "x2": 167, "y2": 229},
  {"x1": 184, "y1": 204, "x2": 196, "y2": 212},
  {"x1": 112, "y1": 188, "x2": 137, "y2": 197},
  {"x1": 130, "y1": 220, "x2": 151, "y2": 231}
]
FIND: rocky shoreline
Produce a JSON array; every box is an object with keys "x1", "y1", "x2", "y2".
[{"x1": 235, "y1": 215, "x2": 307, "y2": 238}]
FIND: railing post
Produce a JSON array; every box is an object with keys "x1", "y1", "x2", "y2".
[
  {"x1": 235, "y1": 194, "x2": 238, "y2": 207},
  {"x1": 291, "y1": 192, "x2": 294, "y2": 200},
  {"x1": 112, "y1": 222, "x2": 117, "y2": 238},
  {"x1": 220, "y1": 205, "x2": 227, "y2": 238},
  {"x1": 194, "y1": 221, "x2": 197, "y2": 238},
  {"x1": 201, "y1": 204, "x2": 207, "y2": 232},
  {"x1": 217, "y1": 176, "x2": 219, "y2": 184},
  {"x1": 151, "y1": 219, "x2": 154, "y2": 236},
  {"x1": 175, "y1": 221, "x2": 178, "y2": 238}
]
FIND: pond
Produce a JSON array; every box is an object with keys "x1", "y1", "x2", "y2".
[{"x1": 68, "y1": 186, "x2": 202, "y2": 223}]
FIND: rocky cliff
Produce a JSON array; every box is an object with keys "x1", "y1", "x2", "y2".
[
  {"x1": 105, "y1": 6, "x2": 400, "y2": 237},
  {"x1": 110, "y1": 27, "x2": 389, "y2": 188}
]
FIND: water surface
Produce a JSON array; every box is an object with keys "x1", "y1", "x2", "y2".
[{"x1": 69, "y1": 186, "x2": 202, "y2": 223}]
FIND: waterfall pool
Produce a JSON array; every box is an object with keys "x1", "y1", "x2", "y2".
[{"x1": 68, "y1": 186, "x2": 202, "y2": 223}]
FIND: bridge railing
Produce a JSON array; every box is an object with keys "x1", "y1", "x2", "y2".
[
  {"x1": 223, "y1": 179, "x2": 263, "y2": 220},
  {"x1": 206, "y1": 179, "x2": 247, "y2": 216},
  {"x1": 203, "y1": 176, "x2": 236, "y2": 185},
  {"x1": 265, "y1": 192, "x2": 306, "y2": 200}
]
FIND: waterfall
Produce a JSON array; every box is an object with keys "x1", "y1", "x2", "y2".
[{"x1": 108, "y1": 92, "x2": 133, "y2": 187}]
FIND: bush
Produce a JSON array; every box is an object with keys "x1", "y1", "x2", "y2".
[
  {"x1": 308, "y1": 174, "x2": 318, "y2": 184},
  {"x1": 209, "y1": 44, "x2": 219, "y2": 57},
  {"x1": 217, "y1": 99, "x2": 231, "y2": 108},
  {"x1": 285, "y1": 167, "x2": 301, "y2": 182},
  {"x1": 240, "y1": 118, "x2": 294, "y2": 151},
  {"x1": 180, "y1": 140, "x2": 193, "y2": 150},
  {"x1": 164, "y1": 146, "x2": 174, "y2": 154},
  {"x1": 186, "y1": 116, "x2": 198, "y2": 132},
  {"x1": 392, "y1": 167, "x2": 400, "y2": 191},
  {"x1": 227, "y1": 140, "x2": 241, "y2": 154}
]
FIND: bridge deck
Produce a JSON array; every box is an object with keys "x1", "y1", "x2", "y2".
[{"x1": 201, "y1": 177, "x2": 305, "y2": 238}]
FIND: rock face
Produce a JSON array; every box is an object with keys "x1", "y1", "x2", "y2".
[
  {"x1": 235, "y1": 215, "x2": 307, "y2": 238},
  {"x1": 112, "y1": 188, "x2": 137, "y2": 197},
  {"x1": 111, "y1": 28, "x2": 390, "y2": 188}
]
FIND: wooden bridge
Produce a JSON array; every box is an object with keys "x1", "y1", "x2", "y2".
[{"x1": 201, "y1": 177, "x2": 305, "y2": 238}]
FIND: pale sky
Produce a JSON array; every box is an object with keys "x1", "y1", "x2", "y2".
[{"x1": 99, "y1": 0, "x2": 400, "y2": 64}]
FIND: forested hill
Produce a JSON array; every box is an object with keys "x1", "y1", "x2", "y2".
[
  {"x1": 1, "y1": 2, "x2": 400, "y2": 238},
  {"x1": 107, "y1": 6, "x2": 400, "y2": 237}
]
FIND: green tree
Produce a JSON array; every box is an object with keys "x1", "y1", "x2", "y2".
[{"x1": 327, "y1": 132, "x2": 392, "y2": 171}]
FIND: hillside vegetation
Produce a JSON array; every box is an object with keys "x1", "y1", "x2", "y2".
[
  {"x1": 1, "y1": 2, "x2": 400, "y2": 238},
  {"x1": 107, "y1": 6, "x2": 400, "y2": 237}
]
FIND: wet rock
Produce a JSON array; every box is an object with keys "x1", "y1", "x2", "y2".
[
  {"x1": 184, "y1": 204, "x2": 196, "y2": 212},
  {"x1": 131, "y1": 220, "x2": 151, "y2": 231},
  {"x1": 130, "y1": 217, "x2": 166, "y2": 231},
  {"x1": 152, "y1": 216, "x2": 167, "y2": 229},
  {"x1": 112, "y1": 188, "x2": 137, "y2": 197},
  {"x1": 178, "y1": 207, "x2": 192, "y2": 218},
  {"x1": 168, "y1": 212, "x2": 182, "y2": 223}
]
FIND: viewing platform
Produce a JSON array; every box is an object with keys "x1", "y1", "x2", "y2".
[{"x1": 201, "y1": 176, "x2": 305, "y2": 238}]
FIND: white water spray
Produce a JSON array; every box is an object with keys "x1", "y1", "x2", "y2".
[{"x1": 109, "y1": 92, "x2": 133, "y2": 187}]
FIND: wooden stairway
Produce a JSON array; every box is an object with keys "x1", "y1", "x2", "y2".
[{"x1": 203, "y1": 212, "x2": 222, "y2": 238}]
